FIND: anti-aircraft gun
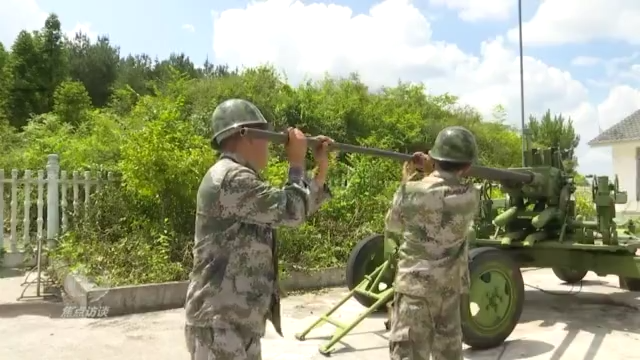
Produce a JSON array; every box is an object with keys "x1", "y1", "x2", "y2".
[
  {"x1": 239, "y1": 127, "x2": 640, "y2": 356},
  {"x1": 474, "y1": 137, "x2": 629, "y2": 251}
]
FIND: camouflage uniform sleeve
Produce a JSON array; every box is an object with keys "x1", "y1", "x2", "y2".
[
  {"x1": 384, "y1": 184, "x2": 405, "y2": 234},
  {"x1": 221, "y1": 166, "x2": 311, "y2": 227},
  {"x1": 461, "y1": 188, "x2": 481, "y2": 294},
  {"x1": 460, "y1": 230, "x2": 471, "y2": 294},
  {"x1": 306, "y1": 172, "x2": 332, "y2": 213}
]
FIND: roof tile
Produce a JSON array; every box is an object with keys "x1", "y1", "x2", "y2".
[{"x1": 588, "y1": 109, "x2": 640, "y2": 145}]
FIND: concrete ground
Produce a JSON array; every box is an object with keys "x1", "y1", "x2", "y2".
[{"x1": 1, "y1": 268, "x2": 639, "y2": 360}]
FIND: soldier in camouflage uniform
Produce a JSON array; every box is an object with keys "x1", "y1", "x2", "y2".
[
  {"x1": 184, "y1": 99, "x2": 333, "y2": 360},
  {"x1": 385, "y1": 126, "x2": 480, "y2": 360}
]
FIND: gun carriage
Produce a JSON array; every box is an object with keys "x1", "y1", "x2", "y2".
[{"x1": 241, "y1": 127, "x2": 640, "y2": 356}]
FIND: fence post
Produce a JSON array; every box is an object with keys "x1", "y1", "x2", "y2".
[{"x1": 46, "y1": 154, "x2": 60, "y2": 249}]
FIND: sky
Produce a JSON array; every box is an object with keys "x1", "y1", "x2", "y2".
[{"x1": 2, "y1": 0, "x2": 640, "y2": 176}]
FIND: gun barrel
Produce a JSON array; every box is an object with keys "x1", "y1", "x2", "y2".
[
  {"x1": 466, "y1": 166, "x2": 534, "y2": 184},
  {"x1": 240, "y1": 128, "x2": 535, "y2": 184}
]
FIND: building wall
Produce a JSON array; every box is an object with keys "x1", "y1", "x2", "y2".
[{"x1": 611, "y1": 141, "x2": 640, "y2": 214}]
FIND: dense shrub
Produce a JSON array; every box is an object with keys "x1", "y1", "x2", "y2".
[
  {"x1": 1, "y1": 67, "x2": 595, "y2": 286},
  {"x1": 0, "y1": 14, "x2": 600, "y2": 286}
]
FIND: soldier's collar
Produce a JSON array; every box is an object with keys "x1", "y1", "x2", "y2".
[{"x1": 220, "y1": 152, "x2": 260, "y2": 174}]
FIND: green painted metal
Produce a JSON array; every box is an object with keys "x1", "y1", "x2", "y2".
[
  {"x1": 296, "y1": 139, "x2": 640, "y2": 354},
  {"x1": 468, "y1": 263, "x2": 516, "y2": 332},
  {"x1": 461, "y1": 247, "x2": 524, "y2": 349},
  {"x1": 346, "y1": 234, "x2": 394, "y2": 309},
  {"x1": 294, "y1": 260, "x2": 394, "y2": 355},
  {"x1": 470, "y1": 242, "x2": 640, "y2": 278},
  {"x1": 551, "y1": 267, "x2": 588, "y2": 284}
]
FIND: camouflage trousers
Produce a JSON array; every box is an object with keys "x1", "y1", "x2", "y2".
[
  {"x1": 388, "y1": 291, "x2": 463, "y2": 360},
  {"x1": 185, "y1": 325, "x2": 262, "y2": 360}
]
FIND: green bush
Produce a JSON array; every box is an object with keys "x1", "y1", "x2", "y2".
[
  {"x1": 0, "y1": 15, "x2": 598, "y2": 286},
  {"x1": 0, "y1": 66, "x2": 577, "y2": 286},
  {"x1": 575, "y1": 190, "x2": 596, "y2": 219}
]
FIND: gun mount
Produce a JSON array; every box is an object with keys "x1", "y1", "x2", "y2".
[
  {"x1": 242, "y1": 128, "x2": 640, "y2": 355},
  {"x1": 474, "y1": 145, "x2": 630, "y2": 249}
]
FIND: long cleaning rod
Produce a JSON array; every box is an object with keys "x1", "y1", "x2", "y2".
[{"x1": 239, "y1": 128, "x2": 534, "y2": 184}]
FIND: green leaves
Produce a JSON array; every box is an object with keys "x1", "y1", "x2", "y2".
[
  {"x1": 1, "y1": 14, "x2": 590, "y2": 285},
  {"x1": 528, "y1": 110, "x2": 581, "y2": 175},
  {"x1": 53, "y1": 80, "x2": 92, "y2": 126}
]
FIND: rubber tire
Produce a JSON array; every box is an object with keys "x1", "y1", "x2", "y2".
[
  {"x1": 618, "y1": 276, "x2": 640, "y2": 291},
  {"x1": 462, "y1": 247, "x2": 525, "y2": 350},
  {"x1": 345, "y1": 233, "x2": 389, "y2": 309},
  {"x1": 552, "y1": 267, "x2": 588, "y2": 284}
]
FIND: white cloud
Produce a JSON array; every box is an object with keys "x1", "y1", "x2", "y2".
[
  {"x1": 0, "y1": 0, "x2": 99, "y2": 47},
  {"x1": 211, "y1": 0, "x2": 637, "y2": 176},
  {"x1": 571, "y1": 56, "x2": 601, "y2": 67},
  {"x1": 429, "y1": 0, "x2": 515, "y2": 22},
  {"x1": 507, "y1": 0, "x2": 640, "y2": 46},
  {"x1": 572, "y1": 86, "x2": 640, "y2": 175},
  {"x1": 578, "y1": 52, "x2": 640, "y2": 89},
  {"x1": 66, "y1": 22, "x2": 98, "y2": 42},
  {"x1": 606, "y1": 53, "x2": 640, "y2": 84},
  {"x1": 182, "y1": 24, "x2": 196, "y2": 33},
  {"x1": 0, "y1": 0, "x2": 47, "y2": 47},
  {"x1": 597, "y1": 86, "x2": 640, "y2": 130}
]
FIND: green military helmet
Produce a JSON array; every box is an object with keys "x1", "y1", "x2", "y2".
[
  {"x1": 210, "y1": 99, "x2": 269, "y2": 149},
  {"x1": 428, "y1": 126, "x2": 478, "y2": 163}
]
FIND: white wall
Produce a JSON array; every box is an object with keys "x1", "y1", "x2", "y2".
[{"x1": 611, "y1": 141, "x2": 640, "y2": 214}]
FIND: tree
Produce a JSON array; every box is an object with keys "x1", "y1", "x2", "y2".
[
  {"x1": 153, "y1": 52, "x2": 199, "y2": 81},
  {"x1": 491, "y1": 104, "x2": 507, "y2": 123},
  {"x1": 36, "y1": 13, "x2": 69, "y2": 112},
  {"x1": 67, "y1": 33, "x2": 120, "y2": 107},
  {"x1": 527, "y1": 110, "x2": 580, "y2": 172},
  {"x1": 0, "y1": 43, "x2": 9, "y2": 118},
  {"x1": 53, "y1": 80, "x2": 93, "y2": 126},
  {"x1": 115, "y1": 54, "x2": 155, "y2": 96},
  {"x1": 1, "y1": 13, "x2": 596, "y2": 286},
  {"x1": 5, "y1": 30, "x2": 43, "y2": 128}
]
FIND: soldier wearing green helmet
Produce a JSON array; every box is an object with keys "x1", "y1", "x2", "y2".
[
  {"x1": 209, "y1": 98, "x2": 270, "y2": 150},
  {"x1": 385, "y1": 126, "x2": 480, "y2": 360},
  {"x1": 428, "y1": 125, "x2": 479, "y2": 164},
  {"x1": 185, "y1": 99, "x2": 334, "y2": 360}
]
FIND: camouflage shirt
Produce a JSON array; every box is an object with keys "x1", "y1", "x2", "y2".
[
  {"x1": 184, "y1": 152, "x2": 331, "y2": 337},
  {"x1": 385, "y1": 170, "x2": 479, "y2": 297}
]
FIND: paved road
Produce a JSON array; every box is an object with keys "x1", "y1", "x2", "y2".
[{"x1": 1, "y1": 268, "x2": 639, "y2": 360}]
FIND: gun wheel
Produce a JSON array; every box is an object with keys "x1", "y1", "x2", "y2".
[
  {"x1": 619, "y1": 277, "x2": 640, "y2": 291},
  {"x1": 346, "y1": 233, "x2": 392, "y2": 309},
  {"x1": 552, "y1": 267, "x2": 588, "y2": 284},
  {"x1": 462, "y1": 247, "x2": 524, "y2": 350}
]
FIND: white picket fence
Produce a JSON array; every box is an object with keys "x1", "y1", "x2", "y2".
[
  {"x1": 1, "y1": 154, "x2": 114, "y2": 266},
  {"x1": 0, "y1": 155, "x2": 598, "y2": 268}
]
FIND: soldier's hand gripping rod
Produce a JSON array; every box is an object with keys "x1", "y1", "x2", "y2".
[{"x1": 239, "y1": 128, "x2": 535, "y2": 184}]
